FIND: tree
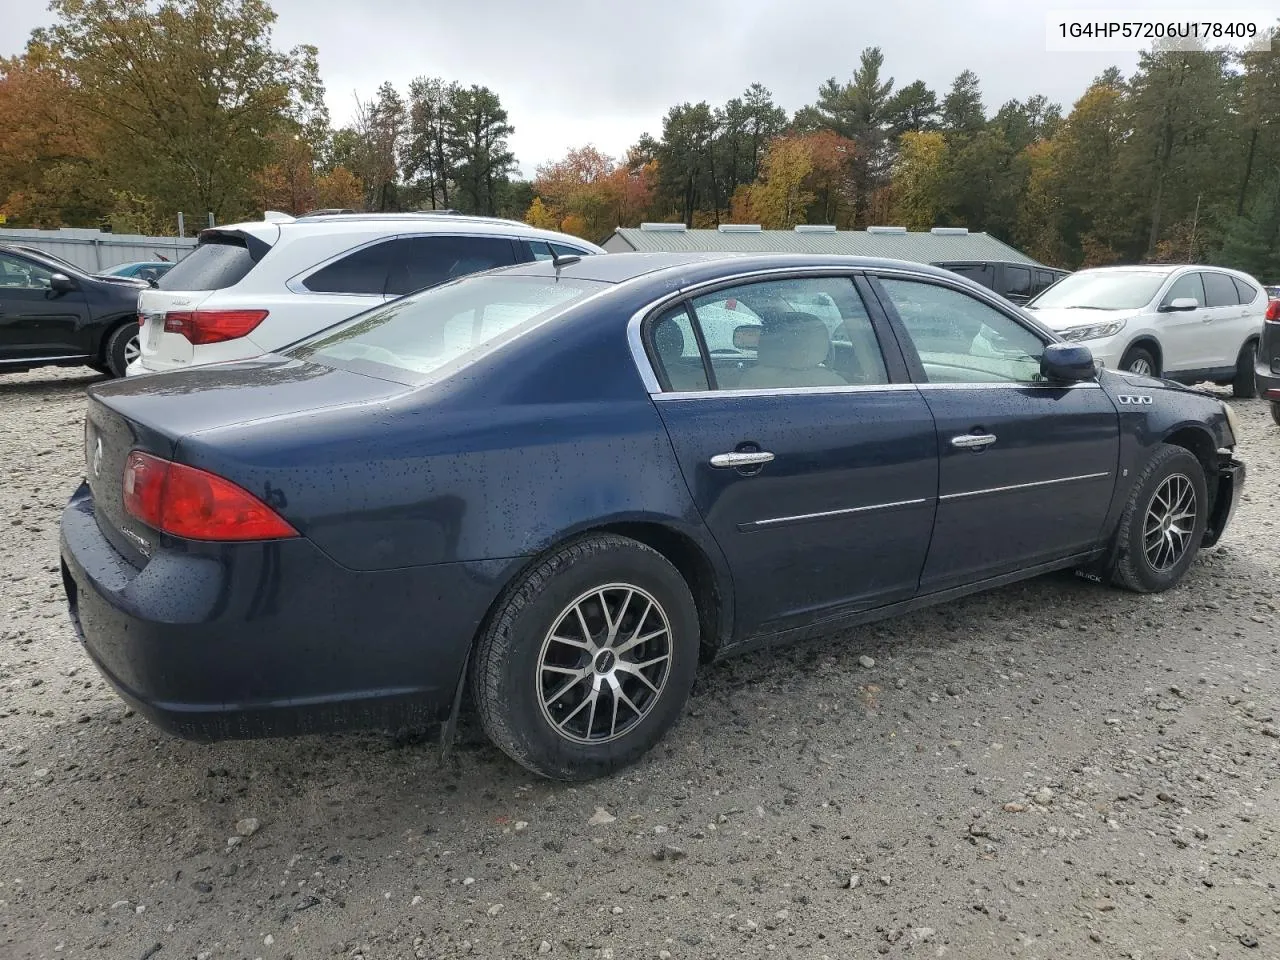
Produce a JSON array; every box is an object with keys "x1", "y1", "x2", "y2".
[
  {"x1": 1218, "y1": 174, "x2": 1280, "y2": 279},
  {"x1": 886, "y1": 80, "x2": 940, "y2": 136},
  {"x1": 654, "y1": 102, "x2": 720, "y2": 225},
  {"x1": 524, "y1": 196, "x2": 559, "y2": 230},
  {"x1": 404, "y1": 76, "x2": 460, "y2": 209},
  {"x1": 349, "y1": 82, "x2": 407, "y2": 211},
  {"x1": 446, "y1": 84, "x2": 516, "y2": 215},
  {"x1": 889, "y1": 131, "x2": 948, "y2": 229},
  {"x1": 36, "y1": 0, "x2": 323, "y2": 222},
  {"x1": 742, "y1": 83, "x2": 787, "y2": 182},
  {"x1": 314, "y1": 166, "x2": 363, "y2": 211},
  {"x1": 941, "y1": 69, "x2": 986, "y2": 135},
  {"x1": 741, "y1": 137, "x2": 815, "y2": 228}
]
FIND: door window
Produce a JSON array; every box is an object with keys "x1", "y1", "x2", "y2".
[
  {"x1": 1004, "y1": 266, "x2": 1032, "y2": 299},
  {"x1": 648, "y1": 305, "x2": 710, "y2": 392},
  {"x1": 943, "y1": 264, "x2": 995, "y2": 289},
  {"x1": 305, "y1": 235, "x2": 517, "y2": 296},
  {"x1": 688, "y1": 276, "x2": 889, "y2": 390},
  {"x1": 1160, "y1": 272, "x2": 1205, "y2": 308},
  {"x1": 877, "y1": 277, "x2": 1046, "y2": 383},
  {"x1": 1202, "y1": 272, "x2": 1240, "y2": 308},
  {"x1": 0, "y1": 254, "x2": 55, "y2": 290}
]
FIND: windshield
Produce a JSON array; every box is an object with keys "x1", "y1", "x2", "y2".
[
  {"x1": 289, "y1": 274, "x2": 608, "y2": 384},
  {"x1": 1027, "y1": 271, "x2": 1167, "y2": 310}
]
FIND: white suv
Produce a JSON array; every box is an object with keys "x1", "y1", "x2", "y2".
[
  {"x1": 129, "y1": 212, "x2": 605, "y2": 375},
  {"x1": 1024, "y1": 264, "x2": 1265, "y2": 397}
]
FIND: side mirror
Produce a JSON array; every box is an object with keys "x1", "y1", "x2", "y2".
[
  {"x1": 1041, "y1": 342, "x2": 1097, "y2": 383},
  {"x1": 1160, "y1": 297, "x2": 1198, "y2": 312},
  {"x1": 49, "y1": 273, "x2": 77, "y2": 295}
]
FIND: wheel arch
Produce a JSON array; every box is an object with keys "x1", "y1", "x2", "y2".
[
  {"x1": 95, "y1": 312, "x2": 140, "y2": 362},
  {"x1": 1160, "y1": 424, "x2": 1220, "y2": 515},
  {"x1": 1121, "y1": 336, "x2": 1163, "y2": 373}
]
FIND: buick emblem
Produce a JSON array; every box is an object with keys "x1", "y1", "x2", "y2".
[{"x1": 92, "y1": 437, "x2": 104, "y2": 479}]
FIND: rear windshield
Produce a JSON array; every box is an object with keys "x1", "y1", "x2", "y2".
[
  {"x1": 288, "y1": 274, "x2": 608, "y2": 385},
  {"x1": 158, "y1": 237, "x2": 258, "y2": 291}
]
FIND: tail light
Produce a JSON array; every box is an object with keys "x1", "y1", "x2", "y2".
[
  {"x1": 122, "y1": 451, "x2": 297, "y2": 541},
  {"x1": 1265, "y1": 300, "x2": 1280, "y2": 322},
  {"x1": 163, "y1": 309, "x2": 268, "y2": 345}
]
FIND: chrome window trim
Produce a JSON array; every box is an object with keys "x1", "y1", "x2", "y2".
[
  {"x1": 284, "y1": 230, "x2": 525, "y2": 296},
  {"x1": 654, "y1": 383, "x2": 919, "y2": 401},
  {"x1": 740, "y1": 497, "x2": 931, "y2": 532},
  {"x1": 939, "y1": 471, "x2": 1111, "y2": 503}
]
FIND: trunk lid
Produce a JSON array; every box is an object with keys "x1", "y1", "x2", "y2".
[{"x1": 84, "y1": 356, "x2": 408, "y2": 560}]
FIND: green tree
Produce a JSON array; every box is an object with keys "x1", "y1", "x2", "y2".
[
  {"x1": 446, "y1": 84, "x2": 516, "y2": 215},
  {"x1": 889, "y1": 130, "x2": 948, "y2": 229},
  {"x1": 1218, "y1": 174, "x2": 1280, "y2": 279},
  {"x1": 941, "y1": 69, "x2": 986, "y2": 136},
  {"x1": 886, "y1": 80, "x2": 940, "y2": 136},
  {"x1": 404, "y1": 76, "x2": 461, "y2": 209}
]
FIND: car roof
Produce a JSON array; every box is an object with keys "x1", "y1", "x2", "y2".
[{"x1": 504, "y1": 250, "x2": 979, "y2": 286}]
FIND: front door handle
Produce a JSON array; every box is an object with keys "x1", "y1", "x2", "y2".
[
  {"x1": 710, "y1": 451, "x2": 776, "y2": 468},
  {"x1": 950, "y1": 433, "x2": 997, "y2": 450}
]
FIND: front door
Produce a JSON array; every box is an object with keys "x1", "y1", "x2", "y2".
[
  {"x1": 1155, "y1": 271, "x2": 1213, "y2": 374},
  {"x1": 870, "y1": 273, "x2": 1121, "y2": 593},
  {"x1": 644, "y1": 274, "x2": 940, "y2": 639},
  {"x1": 0, "y1": 252, "x2": 89, "y2": 361}
]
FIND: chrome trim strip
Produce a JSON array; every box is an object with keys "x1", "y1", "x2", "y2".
[
  {"x1": 742, "y1": 497, "x2": 931, "y2": 531},
  {"x1": 917, "y1": 380, "x2": 1100, "y2": 391},
  {"x1": 655, "y1": 383, "x2": 920, "y2": 400},
  {"x1": 939, "y1": 472, "x2": 1111, "y2": 502}
]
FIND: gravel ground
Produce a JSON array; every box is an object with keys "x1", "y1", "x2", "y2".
[{"x1": 1, "y1": 367, "x2": 1278, "y2": 960}]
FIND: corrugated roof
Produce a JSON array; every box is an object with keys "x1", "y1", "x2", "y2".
[{"x1": 605, "y1": 226, "x2": 1042, "y2": 265}]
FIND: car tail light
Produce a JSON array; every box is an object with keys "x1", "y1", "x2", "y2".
[
  {"x1": 163, "y1": 309, "x2": 269, "y2": 345},
  {"x1": 122, "y1": 451, "x2": 298, "y2": 541},
  {"x1": 1265, "y1": 300, "x2": 1280, "y2": 322}
]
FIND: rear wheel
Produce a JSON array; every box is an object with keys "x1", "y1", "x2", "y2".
[
  {"x1": 1232, "y1": 340, "x2": 1258, "y2": 398},
  {"x1": 104, "y1": 322, "x2": 140, "y2": 378},
  {"x1": 1106, "y1": 444, "x2": 1208, "y2": 593},
  {"x1": 472, "y1": 534, "x2": 700, "y2": 781},
  {"x1": 1119, "y1": 345, "x2": 1158, "y2": 377}
]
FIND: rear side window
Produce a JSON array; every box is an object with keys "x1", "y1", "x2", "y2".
[
  {"x1": 1233, "y1": 277, "x2": 1259, "y2": 304},
  {"x1": 159, "y1": 238, "x2": 258, "y2": 291},
  {"x1": 304, "y1": 235, "x2": 518, "y2": 297},
  {"x1": 1035, "y1": 271, "x2": 1056, "y2": 293},
  {"x1": 1202, "y1": 272, "x2": 1240, "y2": 307}
]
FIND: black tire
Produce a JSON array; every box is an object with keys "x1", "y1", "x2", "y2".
[
  {"x1": 1272, "y1": 402, "x2": 1280, "y2": 427},
  {"x1": 472, "y1": 534, "x2": 700, "y2": 781},
  {"x1": 1232, "y1": 340, "x2": 1258, "y2": 398},
  {"x1": 103, "y1": 322, "x2": 140, "y2": 378},
  {"x1": 1106, "y1": 444, "x2": 1208, "y2": 593},
  {"x1": 1119, "y1": 345, "x2": 1158, "y2": 377}
]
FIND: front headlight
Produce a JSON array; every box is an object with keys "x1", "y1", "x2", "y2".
[
  {"x1": 1222, "y1": 400, "x2": 1241, "y2": 441},
  {"x1": 1057, "y1": 318, "x2": 1128, "y2": 342}
]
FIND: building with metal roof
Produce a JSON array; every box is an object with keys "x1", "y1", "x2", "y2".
[{"x1": 602, "y1": 223, "x2": 1042, "y2": 265}]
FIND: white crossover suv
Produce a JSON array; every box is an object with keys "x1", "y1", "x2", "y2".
[
  {"x1": 129, "y1": 212, "x2": 605, "y2": 376},
  {"x1": 1024, "y1": 264, "x2": 1266, "y2": 397}
]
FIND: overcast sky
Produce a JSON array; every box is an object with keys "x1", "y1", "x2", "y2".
[{"x1": 0, "y1": 0, "x2": 1240, "y2": 177}]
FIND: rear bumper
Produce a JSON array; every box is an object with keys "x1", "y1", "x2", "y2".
[
  {"x1": 59, "y1": 482, "x2": 515, "y2": 740},
  {"x1": 1202, "y1": 456, "x2": 1246, "y2": 549},
  {"x1": 1255, "y1": 355, "x2": 1280, "y2": 402}
]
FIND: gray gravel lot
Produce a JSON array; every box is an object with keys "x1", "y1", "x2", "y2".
[{"x1": 1, "y1": 367, "x2": 1278, "y2": 960}]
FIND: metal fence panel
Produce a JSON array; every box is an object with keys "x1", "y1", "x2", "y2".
[{"x1": 0, "y1": 228, "x2": 195, "y2": 273}]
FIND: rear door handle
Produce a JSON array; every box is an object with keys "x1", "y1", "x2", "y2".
[
  {"x1": 710, "y1": 451, "x2": 775, "y2": 468},
  {"x1": 951, "y1": 433, "x2": 997, "y2": 450}
]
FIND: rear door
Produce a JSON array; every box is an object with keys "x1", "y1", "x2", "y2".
[
  {"x1": 869, "y1": 272, "x2": 1119, "y2": 593},
  {"x1": 1198, "y1": 271, "x2": 1254, "y2": 371},
  {"x1": 0, "y1": 251, "x2": 91, "y2": 361},
  {"x1": 645, "y1": 273, "x2": 940, "y2": 639}
]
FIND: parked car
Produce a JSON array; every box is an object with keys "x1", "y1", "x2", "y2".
[
  {"x1": 128, "y1": 211, "x2": 605, "y2": 376},
  {"x1": 1263, "y1": 285, "x2": 1280, "y2": 300},
  {"x1": 1256, "y1": 298, "x2": 1280, "y2": 425},
  {"x1": 932, "y1": 259, "x2": 1069, "y2": 304},
  {"x1": 0, "y1": 242, "x2": 147, "y2": 378},
  {"x1": 1025, "y1": 264, "x2": 1265, "y2": 396},
  {"x1": 98, "y1": 260, "x2": 175, "y2": 284},
  {"x1": 61, "y1": 253, "x2": 1245, "y2": 780}
]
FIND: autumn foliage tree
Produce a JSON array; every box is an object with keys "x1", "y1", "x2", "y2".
[{"x1": 526, "y1": 145, "x2": 656, "y2": 241}]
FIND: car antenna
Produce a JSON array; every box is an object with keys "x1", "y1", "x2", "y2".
[{"x1": 550, "y1": 251, "x2": 581, "y2": 276}]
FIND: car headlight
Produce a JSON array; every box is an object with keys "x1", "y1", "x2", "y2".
[
  {"x1": 1222, "y1": 400, "x2": 1241, "y2": 441},
  {"x1": 1057, "y1": 318, "x2": 1128, "y2": 342}
]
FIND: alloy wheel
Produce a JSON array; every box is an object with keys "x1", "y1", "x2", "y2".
[
  {"x1": 124, "y1": 335, "x2": 141, "y2": 365},
  {"x1": 1142, "y1": 473, "x2": 1196, "y2": 572},
  {"x1": 536, "y1": 583, "x2": 673, "y2": 745},
  {"x1": 1127, "y1": 356, "x2": 1153, "y2": 376}
]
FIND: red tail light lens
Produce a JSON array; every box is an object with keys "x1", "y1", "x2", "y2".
[
  {"x1": 122, "y1": 451, "x2": 298, "y2": 541},
  {"x1": 1265, "y1": 300, "x2": 1280, "y2": 322},
  {"x1": 163, "y1": 309, "x2": 269, "y2": 345}
]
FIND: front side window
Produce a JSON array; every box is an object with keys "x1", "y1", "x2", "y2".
[
  {"x1": 0, "y1": 254, "x2": 55, "y2": 290},
  {"x1": 688, "y1": 276, "x2": 889, "y2": 391},
  {"x1": 289, "y1": 274, "x2": 607, "y2": 385},
  {"x1": 878, "y1": 277, "x2": 1046, "y2": 383},
  {"x1": 1161, "y1": 272, "x2": 1205, "y2": 308},
  {"x1": 1202, "y1": 272, "x2": 1240, "y2": 308}
]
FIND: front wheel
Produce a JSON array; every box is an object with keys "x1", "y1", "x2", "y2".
[
  {"x1": 104, "y1": 322, "x2": 140, "y2": 378},
  {"x1": 471, "y1": 534, "x2": 700, "y2": 781},
  {"x1": 1106, "y1": 444, "x2": 1208, "y2": 593},
  {"x1": 1119, "y1": 345, "x2": 1158, "y2": 377},
  {"x1": 1232, "y1": 340, "x2": 1258, "y2": 399}
]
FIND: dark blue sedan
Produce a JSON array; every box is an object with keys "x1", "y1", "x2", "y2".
[{"x1": 59, "y1": 253, "x2": 1246, "y2": 780}]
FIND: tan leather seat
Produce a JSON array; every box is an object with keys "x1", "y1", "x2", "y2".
[{"x1": 737, "y1": 312, "x2": 846, "y2": 389}]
